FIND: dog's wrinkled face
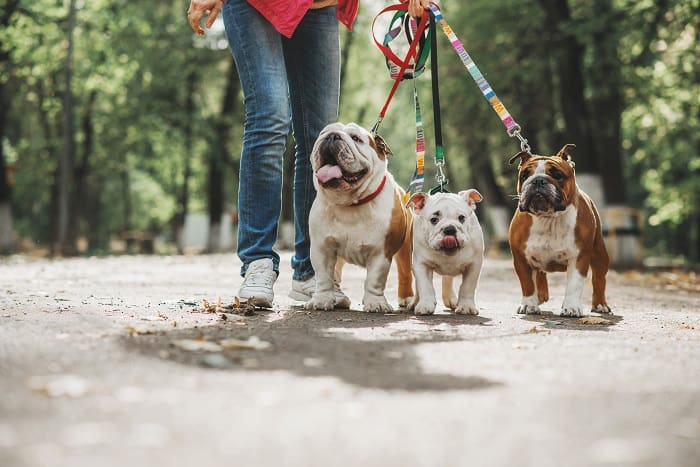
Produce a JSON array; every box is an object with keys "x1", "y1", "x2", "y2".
[
  {"x1": 409, "y1": 190, "x2": 483, "y2": 254},
  {"x1": 311, "y1": 122, "x2": 390, "y2": 192},
  {"x1": 515, "y1": 145, "x2": 577, "y2": 215}
]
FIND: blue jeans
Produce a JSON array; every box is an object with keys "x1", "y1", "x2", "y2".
[{"x1": 222, "y1": 0, "x2": 340, "y2": 280}]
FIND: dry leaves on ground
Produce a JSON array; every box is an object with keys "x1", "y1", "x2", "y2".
[
  {"x1": 621, "y1": 270, "x2": 699, "y2": 293},
  {"x1": 194, "y1": 297, "x2": 256, "y2": 316},
  {"x1": 577, "y1": 316, "x2": 613, "y2": 325}
]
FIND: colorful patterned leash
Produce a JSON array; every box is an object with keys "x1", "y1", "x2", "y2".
[
  {"x1": 408, "y1": 19, "x2": 426, "y2": 195},
  {"x1": 428, "y1": 3, "x2": 533, "y2": 156}
]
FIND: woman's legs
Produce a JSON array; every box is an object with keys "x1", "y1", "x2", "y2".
[
  {"x1": 222, "y1": 0, "x2": 291, "y2": 277},
  {"x1": 283, "y1": 7, "x2": 340, "y2": 282}
]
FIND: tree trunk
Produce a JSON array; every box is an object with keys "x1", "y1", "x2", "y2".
[
  {"x1": 175, "y1": 72, "x2": 196, "y2": 254},
  {"x1": 537, "y1": 0, "x2": 598, "y2": 174},
  {"x1": 57, "y1": 0, "x2": 78, "y2": 256},
  {"x1": 466, "y1": 135, "x2": 511, "y2": 251},
  {"x1": 208, "y1": 63, "x2": 239, "y2": 252},
  {"x1": 77, "y1": 90, "x2": 104, "y2": 252},
  {"x1": 0, "y1": 80, "x2": 13, "y2": 255},
  {"x1": 589, "y1": 0, "x2": 627, "y2": 204},
  {"x1": 0, "y1": 1, "x2": 20, "y2": 254}
]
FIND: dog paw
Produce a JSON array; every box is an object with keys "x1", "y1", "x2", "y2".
[
  {"x1": 414, "y1": 301, "x2": 435, "y2": 316},
  {"x1": 397, "y1": 296, "x2": 415, "y2": 309},
  {"x1": 363, "y1": 296, "x2": 393, "y2": 313},
  {"x1": 592, "y1": 303, "x2": 612, "y2": 314},
  {"x1": 517, "y1": 304, "x2": 541, "y2": 315},
  {"x1": 443, "y1": 297, "x2": 458, "y2": 310},
  {"x1": 560, "y1": 306, "x2": 584, "y2": 317},
  {"x1": 304, "y1": 293, "x2": 336, "y2": 311},
  {"x1": 455, "y1": 301, "x2": 479, "y2": 315}
]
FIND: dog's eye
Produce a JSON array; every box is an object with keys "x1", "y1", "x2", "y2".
[
  {"x1": 520, "y1": 170, "x2": 530, "y2": 182},
  {"x1": 550, "y1": 169, "x2": 565, "y2": 181},
  {"x1": 430, "y1": 217, "x2": 439, "y2": 225},
  {"x1": 351, "y1": 135, "x2": 362, "y2": 143},
  {"x1": 458, "y1": 215, "x2": 466, "y2": 223}
]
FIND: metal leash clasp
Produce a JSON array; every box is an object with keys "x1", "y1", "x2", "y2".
[
  {"x1": 430, "y1": 159, "x2": 449, "y2": 194},
  {"x1": 507, "y1": 124, "x2": 532, "y2": 156}
]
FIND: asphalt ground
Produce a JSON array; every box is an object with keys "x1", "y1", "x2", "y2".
[{"x1": 0, "y1": 252, "x2": 698, "y2": 467}]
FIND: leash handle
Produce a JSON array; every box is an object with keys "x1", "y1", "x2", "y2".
[{"x1": 372, "y1": 9, "x2": 430, "y2": 132}]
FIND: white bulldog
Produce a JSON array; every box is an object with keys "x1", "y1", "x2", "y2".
[
  {"x1": 305, "y1": 122, "x2": 414, "y2": 312},
  {"x1": 407, "y1": 190, "x2": 485, "y2": 316}
]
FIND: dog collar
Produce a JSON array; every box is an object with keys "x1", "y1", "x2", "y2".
[{"x1": 353, "y1": 175, "x2": 387, "y2": 206}]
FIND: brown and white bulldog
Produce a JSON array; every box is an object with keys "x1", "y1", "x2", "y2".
[
  {"x1": 304, "y1": 122, "x2": 414, "y2": 312},
  {"x1": 508, "y1": 144, "x2": 611, "y2": 317}
]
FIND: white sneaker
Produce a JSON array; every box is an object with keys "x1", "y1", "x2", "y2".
[
  {"x1": 289, "y1": 277, "x2": 351, "y2": 308},
  {"x1": 238, "y1": 258, "x2": 276, "y2": 308}
]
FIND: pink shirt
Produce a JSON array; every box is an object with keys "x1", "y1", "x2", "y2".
[{"x1": 245, "y1": 0, "x2": 360, "y2": 38}]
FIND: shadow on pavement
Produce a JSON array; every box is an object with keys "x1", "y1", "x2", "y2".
[{"x1": 122, "y1": 308, "x2": 500, "y2": 392}]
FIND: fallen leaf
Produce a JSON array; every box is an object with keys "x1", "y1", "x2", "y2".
[
  {"x1": 219, "y1": 336, "x2": 271, "y2": 350},
  {"x1": 172, "y1": 339, "x2": 223, "y2": 352},
  {"x1": 127, "y1": 326, "x2": 157, "y2": 336},
  {"x1": 577, "y1": 316, "x2": 612, "y2": 325}
]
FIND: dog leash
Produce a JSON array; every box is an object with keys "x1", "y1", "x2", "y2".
[
  {"x1": 370, "y1": 5, "x2": 430, "y2": 136},
  {"x1": 372, "y1": 4, "x2": 449, "y2": 196},
  {"x1": 427, "y1": 3, "x2": 533, "y2": 156}
]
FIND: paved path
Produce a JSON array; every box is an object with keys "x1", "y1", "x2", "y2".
[{"x1": 0, "y1": 252, "x2": 698, "y2": 467}]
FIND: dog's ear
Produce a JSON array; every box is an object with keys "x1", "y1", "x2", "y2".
[
  {"x1": 459, "y1": 189, "x2": 483, "y2": 210},
  {"x1": 556, "y1": 144, "x2": 576, "y2": 164},
  {"x1": 369, "y1": 133, "x2": 393, "y2": 160},
  {"x1": 508, "y1": 151, "x2": 531, "y2": 166},
  {"x1": 406, "y1": 192, "x2": 428, "y2": 212}
]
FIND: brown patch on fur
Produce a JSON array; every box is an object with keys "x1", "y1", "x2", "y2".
[{"x1": 385, "y1": 184, "x2": 414, "y2": 301}]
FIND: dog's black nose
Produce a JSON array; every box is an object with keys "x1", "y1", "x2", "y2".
[
  {"x1": 534, "y1": 177, "x2": 547, "y2": 187},
  {"x1": 443, "y1": 226, "x2": 457, "y2": 236},
  {"x1": 327, "y1": 133, "x2": 341, "y2": 142}
]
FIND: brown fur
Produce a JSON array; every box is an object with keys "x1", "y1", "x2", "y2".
[
  {"x1": 509, "y1": 146, "x2": 610, "y2": 312},
  {"x1": 384, "y1": 184, "x2": 414, "y2": 303}
]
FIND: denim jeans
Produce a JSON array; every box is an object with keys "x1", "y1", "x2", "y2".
[{"x1": 222, "y1": 0, "x2": 340, "y2": 280}]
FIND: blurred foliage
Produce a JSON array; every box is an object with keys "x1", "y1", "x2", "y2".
[{"x1": 1, "y1": 0, "x2": 698, "y2": 261}]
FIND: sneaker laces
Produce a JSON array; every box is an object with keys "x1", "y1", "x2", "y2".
[{"x1": 244, "y1": 261, "x2": 276, "y2": 288}]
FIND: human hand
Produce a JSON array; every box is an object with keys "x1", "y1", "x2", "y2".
[
  {"x1": 407, "y1": 0, "x2": 434, "y2": 18},
  {"x1": 187, "y1": 0, "x2": 223, "y2": 36}
]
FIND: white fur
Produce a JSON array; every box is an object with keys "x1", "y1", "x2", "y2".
[
  {"x1": 524, "y1": 204, "x2": 578, "y2": 269},
  {"x1": 409, "y1": 192, "x2": 484, "y2": 316},
  {"x1": 523, "y1": 199, "x2": 586, "y2": 316},
  {"x1": 305, "y1": 123, "x2": 400, "y2": 313}
]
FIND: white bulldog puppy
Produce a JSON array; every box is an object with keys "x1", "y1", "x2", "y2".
[
  {"x1": 305, "y1": 123, "x2": 414, "y2": 312},
  {"x1": 407, "y1": 190, "x2": 485, "y2": 316}
]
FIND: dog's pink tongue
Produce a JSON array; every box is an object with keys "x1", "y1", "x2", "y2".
[
  {"x1": 316, "y1": 164, "x2": 343, "y2": 183},
  {"x1": 441, "y1": 236, "x2": 458, "y2": 249}
]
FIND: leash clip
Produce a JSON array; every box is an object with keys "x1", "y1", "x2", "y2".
[
  {"x1": 370, "y1": 118, "x2": 383, "y2": 136},
  {"x1": 508, "y1": 124, "x2": 532, "y2": 155},
  {"x1": 431, "y1": 160, "x2": 449, "y2": 194}
]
